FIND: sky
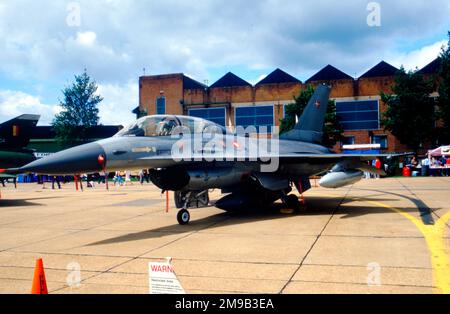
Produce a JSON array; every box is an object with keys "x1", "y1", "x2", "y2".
[{"x1": 0, "y1": 0, "x2": 449, "y2": 126}]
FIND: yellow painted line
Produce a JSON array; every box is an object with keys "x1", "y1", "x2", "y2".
[
  {"x1": 365, "y1": 200, "x2": 450, "y2": 294},
  {"x1": 316, "y1": 191, "x2": 449, "y2": 294}
]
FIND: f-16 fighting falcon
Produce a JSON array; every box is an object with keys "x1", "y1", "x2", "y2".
[{"x1": 18, "y1": 85, "x2": 401, "y2": 225}]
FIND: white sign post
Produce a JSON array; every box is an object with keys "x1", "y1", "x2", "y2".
[{"x1": 149, "y1": 261, "x2": 185, "y2": 294}]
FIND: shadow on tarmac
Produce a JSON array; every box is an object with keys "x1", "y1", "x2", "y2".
[
  {"x1": 353, "y1": 188, "x2": 436, "y2": 225},
  {"x1": 0, "y1": 199, "x2": 44, "y2": 207},
  {"x1": 88, "y1": 194, "x2": 436, "y2": 246},
  {"x1": 0, "y1": 196, "x2": 65, "y2": 207}
]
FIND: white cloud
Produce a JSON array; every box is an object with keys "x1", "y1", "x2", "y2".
[
  {"x1": 0, "y1": 0, "x2": 448, "y2": 125},
  {"x1": 97, "y1": 81, "x2": 138, "y2": 126},
  {"x1": 0, "y1": 0, "x2": 448, "y2": 84},
  {"x1": 76, "y1": 31, "x2": 97, "y2": 46},
  {"x1": 389, "y1": 40, "x2": 447, "y2": 71},
  {"x1": 0, "y1": 84, "x2": 137, "y2": 127},
  {"x1": 0, "y1": 90, "x2": 61, "y2": 125},
  {"x1": 249, "y1": 74, "x2": 268, "y2": 85}
]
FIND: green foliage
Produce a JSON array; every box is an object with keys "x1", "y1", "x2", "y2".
[
  {"x1": 381, "y1": 67, "x2": 435, "y2": 151},
  {"x1": 52, "y1": 71, "x2": 103, "y2": 147},
  {"x1": 279, "y1": 85, "x2": 343, "y2": 147},
  {"x1": 437, "y1": 32, "x2": 450, "y2": 144}
]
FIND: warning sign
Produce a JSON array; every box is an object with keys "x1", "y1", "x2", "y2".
[{"x1": 149, "y1": 261, "x2": 185, "y2": 294}]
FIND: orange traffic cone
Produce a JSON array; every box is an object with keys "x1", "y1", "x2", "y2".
[{"x1": 31, "y1": 258, "x2": 48, "y2": 294}]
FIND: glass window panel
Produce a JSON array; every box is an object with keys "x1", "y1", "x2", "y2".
[
  {"x1": 372, "y1": 135, "x2": 388, "y2": 149},
  {"x1": 189, "y1": 108, "x2": 226, "y2": 126},
  {"x1": 156, "y1": 97, "x2": 166, "y2": 115},
  {"x1": 235, "y1": 106, "x2": 274, "y2": 132},
  {"x1": 255, "y1": 106, "x2": 273, "y2": 115},
  {"x1": 336, "y1": 101, "x2": 379, "y2": 131}
]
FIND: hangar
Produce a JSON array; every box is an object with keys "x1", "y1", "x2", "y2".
[{"x1": 135, "y1": 59, "x2": 442, "y2": 153}]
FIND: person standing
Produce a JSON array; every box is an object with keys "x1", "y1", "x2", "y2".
[
  {"x1": 421, "y1": 157, "x2": 430, "y2": 177},
  {"x1": 125, "y1": 170, "x2": 132, "y2": 186},
  {"x1": 52, "y1": 176, "x2": 61, "y2": 190},
  {"x1": 114, "y1": 171, "x2": 124, "y2": 186},
  {"x1": 139, "y1": 170, "x2": 145, "y2": 185},
  {"x1": 374, "y1": 158, "x2": 382, "y2": 179},
  {"x1": 98, "y1": 171, "x2": 106, "y2": 185},
  {"x1": 144, "y1": 169, "x2": 150, "y2": 183},
  {"x1": 446, "y1": 156, "x2": 450, "y2": 176}
]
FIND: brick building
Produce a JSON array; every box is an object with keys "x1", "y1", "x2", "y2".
[{"x1": 136, "y1": 59, "x2": 441, "y2": 153}]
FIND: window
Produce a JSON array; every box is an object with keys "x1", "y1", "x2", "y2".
[
  {"x1": 156, "y1": 97, "x2": 166, "y2": 115},
  {"x1": 188, "y1": 107, "x2": 226, "y2": 126},
  {"x1": 336, "y1": 100, "x2": 379, "y2": 131},
  {"x1": 342, "y1": 136, "x2": 355, "y2": 146},
  {"x1": 235, "y1": 105, "x2": 274, "y2": 132},
  {"x1": 282, "y1": 104, "x2": 294, "y2": 119},
  {"x1": 372, "y1": 135, "x2": 388, "y2": 149}
]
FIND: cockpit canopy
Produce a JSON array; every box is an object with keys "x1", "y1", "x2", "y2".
[{"x1": 115, "y1": 115, "x2": 227, "y2": 138}]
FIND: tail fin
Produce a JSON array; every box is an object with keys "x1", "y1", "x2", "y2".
[
  {"x1": 280, "y1": 84, "x2": 331, "y2": 143},
  {"x1": 0, "y1": 114, "x2": 40, "y2": 149}
]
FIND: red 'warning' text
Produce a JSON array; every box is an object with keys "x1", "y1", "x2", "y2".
[{"x1": 151, "y1": 265, "x2": 174, "y2": 273}]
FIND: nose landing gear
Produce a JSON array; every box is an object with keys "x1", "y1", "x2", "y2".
[
  {"x1": 177, "y1": 209, "x2": 191, "y2": 225},
  {"x1": 174, "y1": 190, "x2": 210, "y2": 225}
]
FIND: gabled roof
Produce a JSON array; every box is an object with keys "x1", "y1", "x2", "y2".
[
  {"x1": 359, "y1": 61, "x2": 399, "y2": 78},
  {"x1": 418, "y1": 58, "x2": 441, "y2": 74},
  {"x1": 256, "y1": 68, "x2": 301, "y2": 85},
  {"x1": 183, "y1": 75, "x2": 207, "y2": 90},
  {"x1": 210, "y1": 72, "x2": 252, "y2": 88},
  {"x1": 306, "y1": 65, "x2": 353, "y2": 83}
]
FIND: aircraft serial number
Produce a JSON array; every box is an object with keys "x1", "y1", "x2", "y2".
[{"x1": 218, "y1": 298, "x2": 274, "y2": 310}]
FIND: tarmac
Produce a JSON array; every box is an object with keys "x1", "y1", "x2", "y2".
[{"x1": 0, "y1": 177, "x2": 448, "y2": 294}]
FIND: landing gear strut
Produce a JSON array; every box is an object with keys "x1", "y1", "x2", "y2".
[{"x1": 174, "y1": 190, "x2": 209, "y2": 225}]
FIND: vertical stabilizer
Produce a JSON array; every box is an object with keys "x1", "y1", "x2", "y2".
[
  {"x1": 280, "y1": 84, "x2": 331, "y2": 143},
  {"x1": 0, "y1": 114, "x2": 40, "y2": 149}
]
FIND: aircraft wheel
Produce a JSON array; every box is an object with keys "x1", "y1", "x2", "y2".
[
  {"x1": 285, "y1": 194, "x2": 301, "y2": 211},
  {"x1": 177, "y1": 209, "x2": 190, "y2": 225}
]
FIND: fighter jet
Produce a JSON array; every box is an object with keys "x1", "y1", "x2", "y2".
[
  {"x1": 0, "y1": 115, "x2": 40, "y2": 177},
  {"x1": 19, "y1": 85, "x2": 399, "y2": 225}
]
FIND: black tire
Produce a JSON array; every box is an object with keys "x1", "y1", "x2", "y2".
[
  {"x1": 177, "y1": 209, "x2": 190, "y2": 225},
  {"x1": 174, "y1": 191, "x2": 184, "y2": 209},
  {"x1": 285, "y1": 194, "x2": 301, "y2": 211}
]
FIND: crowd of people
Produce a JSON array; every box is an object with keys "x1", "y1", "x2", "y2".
[
  {"x1": 4, "y1": 169, "x2": 154, "y2": 191},
  {"x1": 409, "y1": 155, "x2": 450, "y2": 177}
]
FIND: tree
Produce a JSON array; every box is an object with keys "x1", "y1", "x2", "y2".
[
  {"x1": 53, "y1": 71, "x2": 103, "y2": 147},
  {"x1": 279, "y1": 85, "x2": 343, "y2": 147},
  {"x1": 381, "y1": 67, "x2": 435, "y2": 152},
  {"x1": 437, "y1": 32, "x2": 450, "y2": 144}
]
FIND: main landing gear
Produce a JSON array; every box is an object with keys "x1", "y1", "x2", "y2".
[
  {"x1": 174, "y1": 190, "x2": 209, "y2": 225},
  {"x1": 281, "y1": 193, "x2": 304, "y2": 212}
]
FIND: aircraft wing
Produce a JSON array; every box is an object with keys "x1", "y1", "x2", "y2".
[
  {"x1": 137, "y1": 152, "x2": 412, "y2": 166},
  {"x1": 138, "y1": 152, "x2": 412, "y2": 161}
]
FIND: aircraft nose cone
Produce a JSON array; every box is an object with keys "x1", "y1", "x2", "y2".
[{"x1": 21, "y1": 142, "x2": 106, "y2": 175}]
